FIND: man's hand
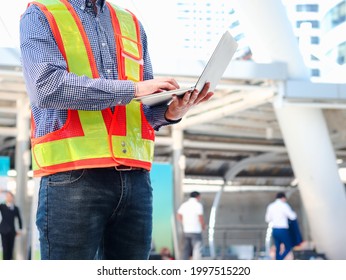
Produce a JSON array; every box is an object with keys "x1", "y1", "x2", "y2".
[
  {"x1": 135, "y1": 77, "x2": 180, "y2": 98},
  {"x1": 165, "y1": 82, "x2": 214, "y2": 121}
]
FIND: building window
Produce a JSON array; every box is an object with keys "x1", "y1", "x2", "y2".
[
  {"x1": 322, "y1": 1, "x2": 346, "y2": 31},
  {"x1": 337, "y1": 41, "x2": 346, "y2": 65},
  {"x1": 230, "y1": 20, "x2": 240, "y2": 29},
  {"x1": 234, "y1": 33, "x2": 245, "y2": 41},
  {"x1": 296, "y1": 4, "x2": 318, "y2": 12},
  {"x1": 326, "y1": 41, "x2": 346, "y2": 65},
  {"x1": 296, "y1": 20, "x2": 319, "y2": 28},
  {"x1": 311, "y1": 69, "x2": 320, "y2": 77},
  {"x1": 310, "y1": 36, "x2": 320, "y2": 44}
]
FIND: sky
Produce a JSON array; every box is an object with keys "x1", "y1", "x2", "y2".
[
  {"x1": 0, "y1": 0, "x2": 178, "y2": 48},
  {"x1": 0, "y1": 0, "x2": 29, "y2": 47},
  {"x1": 0, "y1": 0, "x2": 183, "y2": 67}
]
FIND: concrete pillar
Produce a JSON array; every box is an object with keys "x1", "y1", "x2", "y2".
[
  {"x1": 171, "y1": 127, "x2": 185, "y2": 260},
  {"x1": 274, "y1": 103, "x2": 346, "y2": 259},
  {"x1": 232, "y1": 0, "x2": 309, "y2": 79},
  {"x1": 233, "y1": 0, "x2": 346, "y2": 259},
  {"x1": 14, "y1": 96, "x2": 31, "y2": 259}
]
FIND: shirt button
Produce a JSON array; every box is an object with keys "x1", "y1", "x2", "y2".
[
  {"x1": 106, "y1": 69, "x2": 111, "y2": 73},
  {"x1": 102, "y1": 43, "x2": 106, "y2": 47}
]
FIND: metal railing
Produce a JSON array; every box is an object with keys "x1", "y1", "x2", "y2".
[{"x1": 204, "y1": 224, "x2": 268, "y2": 259}]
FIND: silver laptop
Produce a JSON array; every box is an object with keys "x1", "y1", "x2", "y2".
[{"x1": 135, "y1": 30, "x2": 238, "y2": 106}]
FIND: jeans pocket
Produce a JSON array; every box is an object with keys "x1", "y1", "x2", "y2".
[{"x1": 46, "y1": 169, "x2": 86, "y2": 186}]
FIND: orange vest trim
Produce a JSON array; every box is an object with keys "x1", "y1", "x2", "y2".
[{"x1": 31, "y1": 1, "x2": 68, "y2": 66}]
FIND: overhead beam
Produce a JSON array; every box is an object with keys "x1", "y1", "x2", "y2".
[
  {"x1": 0, "y1": 126, "x2": 17, "y2": 136},
  {"x1": 217, "y1": 117, "x2": 280, "y2": 129},
  {"x1": 186, "y1": 124, "x2": 282, "y2": 140},
  {"x1": 285, "y1": 80, "x2": 346, "y2": 101},
  {"x1": 178, "y1": 90, "x2": 276, "y2": 129},
  {"x1": 184, "y1": 139, "x2": 285, "y2": 153},
  {"x1": 155, "y1": 136, "x2": 286, "y2": 153},
  {"x1": 0, "y1": 88, "x2": 27, "y2": 95},
  {"x1": 0, "y1": 107, "x2": 18, "y2": 114},
  {"x1": 0, "y1": 117, "x2": 16, "y2": 126}
]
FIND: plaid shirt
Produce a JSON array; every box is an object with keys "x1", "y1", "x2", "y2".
[{"x1": 20, "y1": 0, "x2": 173, "y2": 137}]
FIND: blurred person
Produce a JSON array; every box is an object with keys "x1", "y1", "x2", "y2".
[
  {"x1": 177, "y1": 191, "x2": 206, "y2": 260},
  {"x1": 159, "y1": 247, "x2": 174, "y2": 260},
  {"x1": 0, "y1": 191, "x2": 23, "y2": 260},
  {"x1": 265, "y1": 192, "x2": 297, "y2": 260},
  {"x1": 19, "y1": 0, "x2": 213, "y2": 260}
]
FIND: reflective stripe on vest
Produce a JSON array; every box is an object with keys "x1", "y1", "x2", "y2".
[
  {"x1": 107, "y1": 2, "x2": 144, "y2": 81},
  {"x1": 30, "y1": 0, "x2": 154, "y2": 176}
]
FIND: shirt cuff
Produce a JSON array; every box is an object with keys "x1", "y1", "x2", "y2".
[
  {"x1": 109, "y1": 80, "x2": 135, "y2": 106},
  {"x1": 144, "y1": 103, "x2": 181, "y2": 131}
]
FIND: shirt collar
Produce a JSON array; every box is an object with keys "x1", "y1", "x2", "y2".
[
  {"x1": 75, "y1": 0, "x2": 106, "y2": 12},
  {"x1": 90, "y1": 0, "x2": 106, "y2": 11}
]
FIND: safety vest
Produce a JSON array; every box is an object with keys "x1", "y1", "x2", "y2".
[{"x1": 30, "y1": 0, "x2": 155, "y2": 177}]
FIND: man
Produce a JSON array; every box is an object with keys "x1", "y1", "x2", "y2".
[
  {"x1": 20, "y1": 0, "x2": 213, "y2": 260},
  {"x1": 0, "y1": 192, "x2": 23, "y2": 260},
  {"x1": 177, "y1": 191, "x2": 205, "y2": 260},
  {"x1": 265, "y1": 192, "x2": 297, "y2": 260}
]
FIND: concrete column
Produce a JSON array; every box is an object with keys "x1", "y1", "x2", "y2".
[
  {"x1": 15, "y1": 96, "x2": 31, "y2": 259},
  {"x1": 232, "y1": 0, "x2": 309, "y2": 79},
  {"x1": 171, "y1": 127, "x2": 185, "y2": 260},
  {"x1": 274, "y1": 103, "x2": 346, "y2": 259},
  {"x1": 233, "y1": 0, "x2": 346, "y2": 259}
]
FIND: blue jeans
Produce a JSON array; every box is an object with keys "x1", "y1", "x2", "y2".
[
  {"x1": 36, "y1": 167, "x2": 153, "y2": 260},
  {"x1": 272, "y1": 228, "x2": 292, "y2": 260},
  {"x1": 183, "y1": 233, "x2": 203, "y2": 260}
]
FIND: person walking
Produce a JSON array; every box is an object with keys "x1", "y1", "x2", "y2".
[
  {"x1": 0, "y1": 191, "x2": 23, "y2": 260},
  {"x1": 265, "y1": 192, "x2": 297, "y2": 260},
  {"x1": 19, "y1": 0, "x2": 213, "y2": 260},
  {"x1": 177, "y1": 191, "x2": 206, "y2": 260}
]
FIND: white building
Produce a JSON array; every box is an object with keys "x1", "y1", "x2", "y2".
[
  {"x1": 319, "y1": 0, "x2": 346, "y2": 82},
  {"x1": 174, "y1": 1, "x2": 249, "y2": 59},
  {"x1": 282, "y1": 0, "x2": 346, "y2": 82}
]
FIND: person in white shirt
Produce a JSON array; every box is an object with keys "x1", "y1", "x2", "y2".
[
  {"x1": 177, "y1": 191, "x2": 206, "y2": 260},
  {"x1": 265, "y1": 192, "x2": 297, "y2": 260}
]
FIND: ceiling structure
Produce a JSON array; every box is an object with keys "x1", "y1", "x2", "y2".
[
  {"x1": 1, "y1": 49, "x2": 346, "y2": 192},
  {"x1": 153, "y1": 73, "x2": 346, "y2": 190}
]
